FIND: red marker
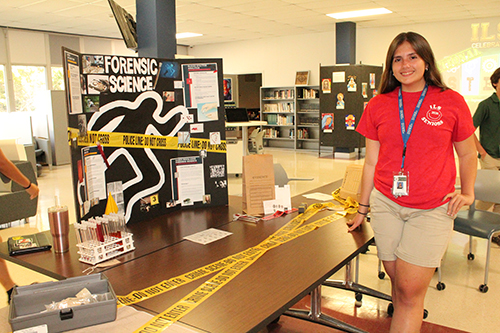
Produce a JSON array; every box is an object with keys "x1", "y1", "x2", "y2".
[{"x1": 97, "y1": 142, "x2": 110, "y2": 168}]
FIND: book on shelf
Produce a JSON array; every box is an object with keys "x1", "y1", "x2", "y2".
[
  {"x1": 299, "y1": 88, "x2": 318, "y2": 99},
  {"x1": 297, "y1": 128, "x2": 309, "y2": 139},
  {"x1": 264, "y1": 127, "x2": 280, "y2": 138},
  {"x1": 263, "y1": 102, "x2": 293, "y2": 112},
  {"x1": 264, "y1": 88, "x2": 294, "y2": 100},
  {"x1": 265, "y1": 114, "x2": 294, "y2": 125}
]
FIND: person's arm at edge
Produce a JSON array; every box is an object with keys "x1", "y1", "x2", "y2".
[
  {"x1": 444, "y1": 135, "x2": 477, "y2": 216},
  {"x1": 473, "y1": 132, "x2": 488, "y2": 159},
  {"x1": 0, "y1": 148, "x2": 39, "y2": 199},
  {"x1": 347, "y1": 138, "x2": 379, "y2": 232}
]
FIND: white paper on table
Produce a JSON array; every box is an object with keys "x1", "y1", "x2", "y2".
[
  {"x1": 263, "y1": 185, "x2": 292, "y2": 215},
  {"x1": 302, "y1": 192, "x2": 333, "y2": 201},
  {"x1": 275, "y1": 185, "x2": 292, "y2": 210},
  {"x1": 263, "y1": 199, "x2": 280, "y2": 215},
  {"x1": 184, "y1": 228, "x2": 233, "y2": 245}
]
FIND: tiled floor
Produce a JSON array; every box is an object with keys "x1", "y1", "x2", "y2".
[{"x1": 1, "y1": 148, "x2": 499, "y2": 332}]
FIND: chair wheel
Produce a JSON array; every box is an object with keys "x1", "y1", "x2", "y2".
[
  {"x1": 387, "y1": 303, "x2": 394, "y2": 317},
  {"x1": 378, "y1": 271, "x2": 386, "y2": 279},
  {"x1": 355, "y1": 292, "x2": 362, "y2": 301},
  {"x1": 436, "y1": 282, "x2": 446, "y2": 291},
  {"x1": 479, "y1": 284, "x2": 489, "y2": 293},
  {"x1": 387, "y1": 303, "x2": 428, "y2": 319},
  {"x1": 467, "y1": 253, "x2": 475, "y2": 260}
]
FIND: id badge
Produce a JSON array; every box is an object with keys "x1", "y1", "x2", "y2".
[{"x1": 392, "y1": 170, "x2": 409, "y2": 198}]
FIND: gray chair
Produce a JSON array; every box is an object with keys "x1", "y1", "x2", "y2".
[
  {"x1": 451, "y1": 169, "x2": 500, "y2": 293},
  {"x1": 273, "y1": 163, "x2": 313, "y2": 187},
  {"x1": 0, "y1": 160, "x2": 38, "y2": 226}
]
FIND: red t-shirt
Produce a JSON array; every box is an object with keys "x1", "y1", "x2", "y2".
[{"x1": 357, "y1": 85, "x2": 475, "y2": 209}]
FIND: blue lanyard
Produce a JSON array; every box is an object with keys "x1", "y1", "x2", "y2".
[{"x1": 398, "y1": 84, "x2": 428, "y2": 170}]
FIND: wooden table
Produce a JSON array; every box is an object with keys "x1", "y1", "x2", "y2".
[
  {"x1": 103, "y1": 207, "x2": 373, "y2": 333},
  {"x1": 0, "y1": 198, "x2": 243, "y2": 280},
  {"x1": 1, "y1": 181, "x2": 383, "y2": 332}
]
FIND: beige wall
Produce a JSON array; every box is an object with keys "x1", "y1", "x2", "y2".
[{"x1": 189, "y1": 16, "x2": 500, "y2": 113}]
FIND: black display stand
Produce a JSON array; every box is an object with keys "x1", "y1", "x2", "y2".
[
  {"x1": 62, "y1": 49, "x2": 228, "y2": 224},
  {"x1": 319, "y1": 64, "x2": 382, "y2": 158}
]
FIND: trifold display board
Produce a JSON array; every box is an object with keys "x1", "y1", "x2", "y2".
[
  {"x1": 62, "y1": 48, "x2": 228, "y2": 224},
  {"x1": 319, "y1": 64, "x2": 383, "y2": 154}
]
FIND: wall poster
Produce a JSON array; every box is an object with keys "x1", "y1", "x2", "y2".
[{"x1": 63, "y1": 48, "x2": 228, "y2": 224}]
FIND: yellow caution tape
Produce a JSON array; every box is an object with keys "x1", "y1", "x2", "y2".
[
  {"x1": 134, "y1": 210, "x2": 344, "y2": 332},
  {"x1": 68, "y1": 128, "x2": 226, "y2": 153},
  {"x1": 118, "y1": 202, "x2": 335, "y2": 306},
  {"x1": 331, "y1": 188, "x2": 362, "y2": 215}
]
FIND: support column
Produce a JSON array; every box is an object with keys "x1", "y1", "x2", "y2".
[
  {"x1": 336, "y1": 22, "x2": 356, "y2": 65},
  {"x1": 136, "y1": 0, "x2": 176, "y2": 59}
]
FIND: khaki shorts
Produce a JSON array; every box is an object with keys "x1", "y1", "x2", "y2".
[{"x1": 369, "y1": 189, "x2": 454, "y2": 268}]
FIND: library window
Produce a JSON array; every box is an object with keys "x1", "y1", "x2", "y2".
[
  {"x1": 12, "y1": 65, "x2": 47, "y2": 112},
  {"x1": 0, "y1": 65, "x2": 6, "y2": 112},
  {"x1": 52, "y1": 66, "x2": 64, "y2": 90}
]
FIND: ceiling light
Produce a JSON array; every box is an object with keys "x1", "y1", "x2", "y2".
[
  {"x1": 327, "y1": 8, "x2": 392, "y2": 20},
  {"x1": 176, "y1": 32, "x2": 203, "y2": 39}
]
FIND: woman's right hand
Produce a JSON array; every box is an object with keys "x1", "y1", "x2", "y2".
[{"x1": 347, "y1": 213, "x2": 366, "y2": 232}]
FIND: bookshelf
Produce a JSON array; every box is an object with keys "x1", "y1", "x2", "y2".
[
  {"x1": 260, "y1": 86, "x2": 319, "y2": 150},
  {"x1": 260, "y1": 86, "x2": 296, "y2": 149},
  {"x1": 295, "y1": 86, "x2": 319, "y2": 150}
]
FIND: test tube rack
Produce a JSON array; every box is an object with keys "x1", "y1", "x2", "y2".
[{"x1": 76, "y1": 232, "x2": 135, "y2": 265}]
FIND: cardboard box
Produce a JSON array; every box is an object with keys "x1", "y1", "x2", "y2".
[{"x1": 9, "y1": 274, "x2": 117, "y2": 332}]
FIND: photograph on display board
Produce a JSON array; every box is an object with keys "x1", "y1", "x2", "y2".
[
  {"x1": 345, "y1": 114, "x2": 356, "y2": 130},
  {"x1": 223, "y1": 78, "x2": 232, "y2": 101},
  {"x1": 322, "y1": 78, "x2": 331, "y2": 93},
  {"x1": 347, "y1": 75, "x2": 357, "y2": 92},
  {"x1": 321, "y1": 113, "x2": 334, "y2": 132},
  {"x1": 62, "y1": 48, "x2": 228, "y2": 224},
  {"x1": 370, "y1": 73, "x2": 376, "y2": 89},
  {"x1": 336, "y1": 93, "x2": 345, "y2": 109}
]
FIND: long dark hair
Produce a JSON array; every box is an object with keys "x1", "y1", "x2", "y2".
[{"x1": 379, "y1": 32, "x2": 447, "y2": 94}]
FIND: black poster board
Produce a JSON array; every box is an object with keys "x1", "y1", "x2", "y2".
[
  {"x1": 319, "y1": 64, "x2": 383, "y2": 154},
  {"x1": 63, "y1": 49, "x2": 228, "y2": 224}
]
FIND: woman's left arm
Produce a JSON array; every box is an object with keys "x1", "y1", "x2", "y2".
[{"x1": 444, "y1": 135, "x2": 477, "y2": 216}]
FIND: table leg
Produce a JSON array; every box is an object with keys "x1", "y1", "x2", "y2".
[
  {"x1": 284, "y1": 285, "x2": 368, "y2": 333},
  {"x1": 242, "y1": 126, "x2": 249, "y2": 156},
  {"x1": 323, "y1": 257, "x2": 392, "y2": 303}
]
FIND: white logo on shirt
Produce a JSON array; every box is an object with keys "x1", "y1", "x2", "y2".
[{"x1": 421, "y1": 105, "x2": 443, "y2": 126}]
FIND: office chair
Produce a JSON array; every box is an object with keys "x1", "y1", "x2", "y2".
[
  {"x1": 273, "y1": 163, "x2": 313, "y2": 187},
  {"x1": 0, "y1": 160, "x2": 38, "y2": 226},
  {"x1": 438, "y1": 169, "x2": 500, "y2": 293}
]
